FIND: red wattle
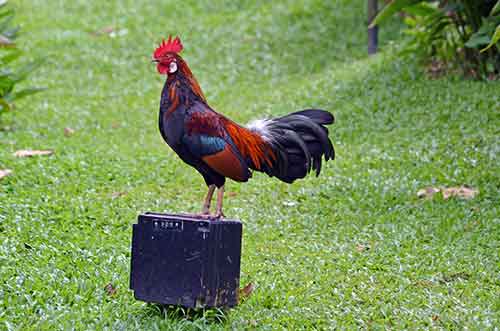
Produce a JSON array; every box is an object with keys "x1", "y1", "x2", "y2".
[{"x1": 157, "y1": 63, "x2": 168, "y2": 74}]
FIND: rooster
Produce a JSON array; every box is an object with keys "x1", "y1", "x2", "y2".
[{"x1": 153, "y1": 36, "x2": 335, "y2": 218}]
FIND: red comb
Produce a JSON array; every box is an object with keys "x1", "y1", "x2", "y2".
[{"x1": 154, "y1": 35, "x2": 183, "y2": 58}]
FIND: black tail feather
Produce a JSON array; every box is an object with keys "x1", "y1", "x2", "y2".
[
  {"x1": 253, "y1": 109, "x2": 335, "y2": 183},
  {"x1": 281, "y1": 109, "x2": 335, "y2": 125}
]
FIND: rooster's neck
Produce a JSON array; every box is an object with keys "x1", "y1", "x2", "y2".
[
  {"x1": 160, "y1": 70, "x2": 207, "y2": 120},
  {"x1": 162, "y1": 60, "x2": 206, "y2": 105}
]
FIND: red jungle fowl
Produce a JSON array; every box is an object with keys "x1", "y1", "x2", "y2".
[{"x1": 153, "y1": 36, "x2": 335, "y2": 218}]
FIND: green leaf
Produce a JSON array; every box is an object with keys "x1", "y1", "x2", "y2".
[
  {"x1": 0, "y1": 96, "x2": 11, "y2": 112},
  {"x1": 0, "y1": 48, "x2": 21, "y2": 64},
  {"x1": 481, "y1": 24, "x2": 500, "y2": 52},
  {"x1": 466, "y1": 35, "x2": 492, "y2": 48},
  {"x1": 0, "y1": 74, "x2": 15, "y2": 96},
  {"x1": 0, "y1": 11, "x2": 14, "y2": 32},
  {"x1": 403, "y1": 2, "x2": 440, "y2": 17},
  {"x1": 369, "y1": 0, "x2": 424, "y2": 28},
  {"x1": 427, "y1": 16, "x2": 452, "y2": 40},
  {"x1": 2, "y1": 25, "x2": 18, "y2": 39},
  {"x1": 0, "y1": 7, "x2": 12, "y2": 19},
  {"x1": 466, "y1": 16, "x2": 500, "y2": 49},
  {"x1": 491, "y1": 0, "x2": 500, "y2": 16},
  {"x1": 477, "y1": 16, "x2": 500, "y2": 35},
  {"x1": 11, "y1": 59, "x2": 43, "y2": 83},
  {"x1": 5, "y1": 87, "x2": 45, "y2": 102}
]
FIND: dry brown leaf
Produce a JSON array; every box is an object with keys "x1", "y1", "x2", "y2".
[
  {"x1": 356, "y1": 244, "x2": 370, "y2": 252},
  {"x1": 111, "y1": 191, "x2": 127, "y2": 199},
  {"x1": 14, "y1": 150, "x2": 53, "y2": 157},
  {"x1": 64, "y1": 127, "x2": 75, "y2": 137},
  {"x1": 488, "y1": 73, "x2": 499, "y2": 80},
  {"x1": 101, "y1": 26, "x2": 115, "y2": 34},
  {"x1": 439, "y1": 271, "x2": 470, "y2": 284},
  {"x1": 90, "y1": 26, "x2": 115, "y2": 36},
  {"x1": 0, "y1": 34, "x2": 14, "y2": 46},
  {"x1": 247, "y1": 320, "x2": 257, "y2": 327},
  {"x1": 104, "y1": 283, "x2": 117, "y2": 296},
  {"x1": 90, "y1": 26, "x2": 127, "y2": 38},
  {"x1": 413, "y1": 280, "x2": 435, "y2": 288},
  {"x1": 417, "y1": 186, "x2": 478, "y2": 200},
  {"x1": 239, "y1": 282, "x2": 254, "y2": 302},
  {"x1": 432, "y1": 315, "x2": 440, "y2": 322},
  {"x1": 417, "y1": 187, "x2": 440, "y2": 199},
  {"x1": 442, "y1": 186, "x2": 478, "y2": 200},
  {"x1": 0, "y1": 169, "x2": 12, "y2": 179},
  {"x1": 111, "y1": 122, "x2": 121, "y2": 129},
  {"x1": 227, "y1": 191, "x2": 237, "y2": 197},
  {"x1": 464, "y1": 220, "x2": 480, "y2": 231},
  {"x1": 426, "y1": 60, "x2": 448, "y2": 79}
]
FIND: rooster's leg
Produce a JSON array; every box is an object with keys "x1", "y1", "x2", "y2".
[
  {"x1": 214, "y1": 185, "x2": 225, "y2": 219},
  {"x1": 201, "y1": 184, "x2": 216, "y2": 215}
]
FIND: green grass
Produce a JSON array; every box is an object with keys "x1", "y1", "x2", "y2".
[{"x1": 1, "y1": 0, "x2": 500, "y2": 329}]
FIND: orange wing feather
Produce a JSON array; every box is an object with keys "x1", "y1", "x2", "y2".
[
  {"x1": 202, "y1": 145, "x2": 248, "y2": 182},
  {"x1": 221, "y1": 119, "x2": 275, "y2": 170}
]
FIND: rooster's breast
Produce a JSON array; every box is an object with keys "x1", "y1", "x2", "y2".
[{"x1": 158, "y1": 106, "x2": 185, "y2": 149}]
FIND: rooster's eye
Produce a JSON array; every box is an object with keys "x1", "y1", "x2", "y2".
[{"x1": 169, "y1": 61, "x2": 178, "y2": 73}]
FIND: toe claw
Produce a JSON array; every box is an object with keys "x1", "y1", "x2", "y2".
[{"x1": 213, "y1": 211, "x2": 225, "y2": 219}]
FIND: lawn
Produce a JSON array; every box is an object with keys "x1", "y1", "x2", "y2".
[{"x1": 1, "y1": 0, "x2": 500, "y2": 329}]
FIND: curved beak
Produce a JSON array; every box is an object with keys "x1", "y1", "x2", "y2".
[{"x1": 151, "y1": 58, "x2": 159, "y2": 63}]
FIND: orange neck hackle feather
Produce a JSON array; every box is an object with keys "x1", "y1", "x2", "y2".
[{"x1": 177, "y1": 58, "x2": 206, "y2": 102}]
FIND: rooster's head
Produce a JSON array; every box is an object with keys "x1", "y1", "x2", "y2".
[{"x1": 152, "y1": 35, "x2": 183, "y2": 75}]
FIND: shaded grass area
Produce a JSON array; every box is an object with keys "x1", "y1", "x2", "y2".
[{"x1": 1, "y1": 0, "x2": 499, "y2": 329}]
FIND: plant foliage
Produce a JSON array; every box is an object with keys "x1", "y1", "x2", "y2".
[
  {"x1": 371, "y1": 0, "x2": 500, "y2": 78},
  {"x1": 0, "y1": 1, "x2": 43, "y2": 117}
]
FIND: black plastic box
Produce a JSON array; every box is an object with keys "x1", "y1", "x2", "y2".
[{"x1": 129, "y1": 212, "x2": 242, "y2": 308}]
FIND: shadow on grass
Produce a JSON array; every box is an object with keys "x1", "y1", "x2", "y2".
[{"x1": 140, "y1": 303, "x2": 229, "y2": 325}]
